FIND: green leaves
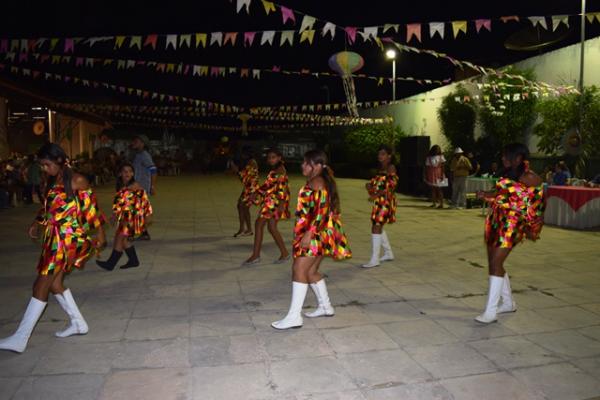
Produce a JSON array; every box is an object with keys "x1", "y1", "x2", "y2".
[
  {"x1": 344, "y1": 124, "x2": 405, "y2": 162},
  {"x1": 438, "y1": 84, "x2": 477, "y2": 150}
]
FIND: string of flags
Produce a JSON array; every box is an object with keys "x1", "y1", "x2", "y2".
[{"x1": 1, "y1": 51, "x2": 451, "y2": 86}]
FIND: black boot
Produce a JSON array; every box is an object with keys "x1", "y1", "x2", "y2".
[
  {"x1": 120, "y1": 246, "x2": 140, "y2": 269},
  {"x1": 96, "y1": 250, "x2": 123, "y2": 271}
]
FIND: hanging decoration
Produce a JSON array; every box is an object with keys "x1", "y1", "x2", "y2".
[{"x1": 328, "y1": 51, "x2": 364, "y2": 117}]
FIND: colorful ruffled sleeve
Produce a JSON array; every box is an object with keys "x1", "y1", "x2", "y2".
[
  {"x1": 78, "y1": 189, "x2": 105, "y2": 230},
  {"x1": 524, "y1": 186, "x2": 545, "y2": 240},
  {"x1": 386, "y1": 173, "x2": 398, "y2": 199},
  {"x1": 308, "y1": 189, "x2": 328, "y2": 235}
]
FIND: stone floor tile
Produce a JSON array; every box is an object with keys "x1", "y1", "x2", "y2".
[
  {"x1": 514, "y1": 363, "x2": 600, "y2": 400},
  {"x1": 191, "y1": 363, "x2": 273, "y2": 400},
  {"x1": 0, "y1": 377, "x2": 22, "y2": 399},
  {"x1": 380, "y1": 319, "x2": 459, "y2": 348},
  {"x1": 365, "y1": 382, "x2": 454, "y2": 400},
  {"x1": 322, "y1": 324, "x2": 398, "y2": 354},
  {"x1": 100, "y1": 368, "x2": 191, "y2": 400},
  {"x1": 133, "y1": 297, "x2": 190, "y2": 318},
  {"x1": 262, "y1": 329, "x2": 333, "y2": 360},
  {"x1": 441, "y1": 371, "x2": 545, "y2": 400},
  {"x1": 13, "y1": 374, "x2": 105, "y2": 400},
  {"x1": 33, "y1": 342, "x2": 119, "y2": 375},
  {"x1": 112, "y1": 338, "x2": 190, "y2": 369},
  {"x1": 191, "y1": 312, "x2": 255, "y2": 336},
  {"x1": 406, "y1": 343, "x2": 498, "y2": 379},
  {"x1": 124, "y1": 317, "x2": 190, "y2": 340},
  {"x1": 525, "y1": 330, "x2": 600, "y2": 358},
  {"x1": 190, "y1": 334, "x2": 263, "y2": 366},
  {"x1": 469, "y1": 335, "x2": 563, "y2": 369}
]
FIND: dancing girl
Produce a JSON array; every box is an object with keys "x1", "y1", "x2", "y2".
[
  {"x1": 232, "y1": 147, "x2": 260, "y2": 237},
  {"x1": 362, "y1": 145, "x2": 398, "y2": 268},
  {"x1": 96, "y1": 162, "x2": 152, "y2": 270},
  {"x1": 243, "y1": 148, "x2": 290, "y2": 265},
  {"x1": 0, "y1": 143, "x2": 106, "y2": 353},
  {"x1": 272, "y1": 150, "x2": 351, "y2": 330},
  {"x1": 475, "y1": 143, "x2": 545, "y2": 324}
]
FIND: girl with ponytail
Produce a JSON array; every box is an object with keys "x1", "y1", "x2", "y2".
[
  {"x1": 272, "y1": 149, "x2": 351, "y2": 330},
  {"x1": 0, "y1": 143, "x2": 106, "y2": 353},
  {"x1": 475, "y1": 143, "x2": 545, "y2": 324}
]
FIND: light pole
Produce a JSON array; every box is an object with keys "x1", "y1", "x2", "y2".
[
  {"x1": 386, "y1": 49, "x2": 397, "y2": 101},
  {"x1": 579, "y1": 0, "x2": 586, "y2": 131}
]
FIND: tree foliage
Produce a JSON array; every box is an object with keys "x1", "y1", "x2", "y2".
[
  {"x1": 344, "y1": 124, "x2": 406, "y2": 162},
  {"x1": 437, "y1": 84, "x2": 477, "y2": 150},
  {"x1": 534, "y1": 86, "x2": 600, "y2": 175},
  {"x1": 479, "y1": 67, "x2": 538, "y2": 146}
]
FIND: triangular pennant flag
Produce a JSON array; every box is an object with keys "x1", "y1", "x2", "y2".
[
  {"x1": 179, "y1": 34, "x2": 192, "y2": 48},
  {"x1": 64, "y1": 38, "x2": 74, "y2": 53},
  {"x1": 383, "y1": 24, "x2": 399, "y2": 34},
  {"x1": 85, "y1": 58, "x2": 94, "y2": 67},
  {"x1": 195, "y1": 33, "x2": 207, "y2": 48},
  {"x1": 114, "y1": 36, "x2": 126, "y2": 49},
  {"x1": 117, "y1": 60, "x2": 126, "y2": 70},
  {"x1": 236, "y1": 0, "x2": 251, "y2": 13},
  {"x1": 345, "y1": 27, "x2": 358, "y2": 44},
  {"x1": 280, "y1": 31, "x2": 295, "y2": 46},
  {"x1": 586, "y1": 12, "x2": 600, "y2": 23},
  {"x1": 500, "y1": 15, "x2": 520, "y2": 23},
  {"x1": 475, "y1": 19, "x2": 491, "y2": 33},
  {"x1": 210, "y1": 32, "x2": 223, "y2": 46},
  {"x1": 0, "y1": 40, "x2": 7, "y2": 53},
  {"x1": 252, "y1": 69, "x2": 261, "y2": 79},
  {"x1": 224, "y1": 32, "x2": 238, "y2": 46},
  {"x1": 166, "y1": 34, "x2": 178, "y2": 50},
  {"x1": 300, "y1": 30, "x2": 315, "y2": 44},
  {"x1": 129, "y1": 36, "x2": 142, "y2": 50},
  {"x1": 429, "y1": 22, "x2": 445, "y2": 39},
  {"x1": 406, "y1": 23, "x2": 421, "y2": 42},
  {"x1": 300, "y1": 15, "x2": 316, "y2": 32},
  {"x1": 240, "y1": 68, "x2": 249, "y2": 78},
  {"x1": 261, "y1": 31, "x2": 275, "y2": 45},
  {"x1": 361, "y1": 26, "x2": 378, "y2": 42},
  {"x1": 261, "y1": 0, "x2": 276, "y2": 15},
  {"x1": 322, "y1": 22, "x2": 336, "y2": 39},
  {"x1": 126, "y1": 60, "x2": 135, "y2": 69},
  {"x1": 20, "y1": 39, "x2": 28, "y2": 52},
  {"x1": 451, "y1": 21, "x2": 467, "y2": 38},
  {"x1": 528, "y1": 16, "x2": 547, "y2": 30},
  {"x1": 244, "y1": 32, "x2": 256, "y2": 46},
  {"x1": 144, "y1": 35, "x2": 158, "y2": 49},
  {"x1": 281, "y1": 6, "x2": 296, "y2": 24},
  {"x1": 551, "y1": 15, "x2": 569, "y2": 31}
]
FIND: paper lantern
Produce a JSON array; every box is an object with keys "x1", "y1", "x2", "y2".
[
  {"x1": 328, "y1": 51, "x2": 364, "y2": 117},
  {"x1": 32, "y1": 121, "x2": 45, "y2": 136}
]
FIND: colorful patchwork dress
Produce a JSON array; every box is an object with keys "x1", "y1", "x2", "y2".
[
  {"x1": 113, "y1": 186, "x2": 153, "y2": 239},
  {"x1": 367, "y1": 172, "x2": 399, "y2": 225},
  {"x1": 485, "y1": 177, "x2": 545, "y2": 248},
  {"x1": 36, "y1": 185, "x2": 105, "y2": 275},
  {"x1": 239, "y1": 160, "x2": 260, "y2": 207},
  {"x1": 293, "y1": 184, "x2": 351, "y2": 260},
  {"x1": 257, "y1": 169, "x2": 290, "y2": 220}
]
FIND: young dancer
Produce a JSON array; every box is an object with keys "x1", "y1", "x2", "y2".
[
  {"x1": 362, "y1": 145, "x2": 398, "y2": 268},
  {"x1": 475, "y1": 143, "x2": 545, "y2": 324},
  {"x1": 243, "y1": 148, "x2": 290, "y2": 265},
  {"x1": 96, "y1": 162, "x2": 152, "y2": 271},
  {"x1": 232, "y1": 147, "x2": 260, "y2": 237},
  {"x1": 272, "y1": 150, "x2": 351, "y2": 330},
  {"x1": 0, "y1": 143, "x2": 106, "y2": 353}
]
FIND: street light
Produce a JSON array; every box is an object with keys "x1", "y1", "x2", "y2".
[{"x1": 385, "y1": 49, "x2": 397, "y2": 101}]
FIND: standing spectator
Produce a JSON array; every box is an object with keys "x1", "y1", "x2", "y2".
[
  {"x1": 25, "y1": 155, "x2": 43, "y2": 204},
  {"x1": 131, "y1": 135, "x2": 157, "y2": 240},
  {"x1": 552, "y1": 161, "x2": 571, "y2": 186},
  {"x1": 450, "y1": 147, "x2": 472, "y2": 209},
  {"x1": 424, "y1": 145, "x2": 447, "y2": 209},
  {"x1": 488, "y1": 162, "x2": 501, "y2": 178},
  {"x1": 467, "y1": 152, "x2": 481, "y2": 176}
]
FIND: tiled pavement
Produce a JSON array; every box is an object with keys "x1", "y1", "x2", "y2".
[{"x1": 1, "y1": 174, "x2": 599, "y2": 400}]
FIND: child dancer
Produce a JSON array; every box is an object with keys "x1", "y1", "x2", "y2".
[
  {"x1": 243, "y1": 148, "x2": 290, "y2": 265},
  {"x1": 97, "y1": 162, "x2": 152, "y2": 270},
  {"x1": 272, "y1": 149, "x2": 351, "y2": 329},
  {"x1": 475, "y1": 143, "x2": 545, "y2": 323},
  {"x1": 0, "y1": 143, "x2": 106, "y2": 353},
  {"x1": 362, "y1": 145, "x2": 398, "y2": 268},
  {"x1": 233, "y1": 147, "x2": 260, "y2": 237}
]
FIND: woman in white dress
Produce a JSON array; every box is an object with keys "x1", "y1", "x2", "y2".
[{"x1": 424, "y1": 145, "x2": 447, "y2": 209}]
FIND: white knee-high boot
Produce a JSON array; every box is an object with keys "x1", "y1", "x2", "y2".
[
  {"x1": 55, "y1": 289, "x2": 88, "y2": 338},
  {"x1": 475, "y1": 276, "x2": 504, "y2": 324},
  {"x1": 498, "y1": 273, "x2": 517, "y2": 314},
  {"x1": 380, "y1": 231, "x2": 394, "y2": 262},
  {"x1": 272, "y1": 282, "x2": 308, "y2": 330},
  {"x1": 304, "y1": 279, "x2": 335, "y2": 318},
  {"x1": 362, "y1": 234, "x2": 382, "y2": 268},
  {"x1": 0, "y1": 298, "x2": 47, "y2": 353}
]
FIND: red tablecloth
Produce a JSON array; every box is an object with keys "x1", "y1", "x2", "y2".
[{"x1": 546, "y1": 186, "x2": 600, "y2": 211}]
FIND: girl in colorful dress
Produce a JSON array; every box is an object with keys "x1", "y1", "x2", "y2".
[
  {"x1": 0, "y1": 143, "x2": 106, "y2": 353},
  {"x1": 362, "y1": 145, "x2": 398, "y2": 268},
  {"x1": 243, "y1": 148, "x2": 290, "y2": 265},
  {"x1": 272, "y1": 150, "x2": 351, "y2": 330},
  {"x1": 96, "y1": 162, "x2": 152, "y2": 271},
  {"x1": 475, "y1": 143, "x2": 545, "y2": 324},
  {"x1": 424, "y1": 145, "x2": 447, "y2": 208},
  {"x1": 232, "y1": 147, "x2": 259, "y2": 237}
]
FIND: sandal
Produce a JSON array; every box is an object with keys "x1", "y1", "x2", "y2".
[
  {"x1": 242, "y1": 258, "x2": 261, "y2": 266},
  {"x1": 273, "y1": 255, "x2": 291, "y2": 264}
]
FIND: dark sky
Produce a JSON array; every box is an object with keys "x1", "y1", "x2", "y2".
[{"x1": 0, "y1": 0, "x2": 599, "y2": 127}]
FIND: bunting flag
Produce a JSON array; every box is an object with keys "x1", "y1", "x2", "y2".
[
  {"x1": 528, "y1": 16, "x2": 548, "y2": 30},
  {"x1": 223, "y1": 32, "x2": 238, "y2": 46},
  {"x1": 322, "y1": 22, "x2": 336, "y2": 39},
  {"x1": 281, "y1": 6, "x2": 295, "y2": 24},
  {"x1": 344, "y1": 27, "x2": 357, "y2": 44},
  {"x1": 261, "y1": 0, "x2": 276, "y2": 15},
  {"x1": 475, "y1": 19, "x2": 492, "y2": 33},
  {"x1": 429, "y1": 22, "x2": 445, "y2": 39},
  {"x1": 383, "y1": 24, "x2": 399, "y2": 34},
  {"x1": 300, "y1": 30, "x2": 315, "y2": 45},
  {"x1": 244, "y1": 31, "x2": 256, "y2": 46},
  {"x1": 587, "y1": 12, "x2": 600, "y2": 24},
  {"x1": 236, "y1": 0, "x2": 251, "y2": 14},
  {"x1": 210, "y1": 32, "x2": 223, "y2": 46},
  {"x1": 551, "y1": 15, "x2": 569, "y2": 31},
  {"x1": 300, "y1": 15, "x2": 316, "y2": 32},
  {"x1": 500, "y1": 15, "x2": 520, "y2": 23},
  {"x1": 195, "y1": 33, "x2": 207, "y2": 48},
  {"x1": 406, "y1": 23, "x2": 421, "y2": 43},
  {"x1": 452, "y1": 21, "x2": 468, "y2": 38},
  {"x1": 166, "y1": 35, "x2": 177, "y2": 50},
  {"x1": 280, "y1": 30, "x2": 294, "y2": 46},
  {"x1": 144, "y1": 34, "x2": 158, "y2": 49}
]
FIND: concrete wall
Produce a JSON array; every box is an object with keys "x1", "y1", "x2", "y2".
[
  {"x1": 361, "y1": 36, "x2": 600, "y2": 151},
  {"x1": 56, "y1": 114, "x2": 104, "y2": 159}
]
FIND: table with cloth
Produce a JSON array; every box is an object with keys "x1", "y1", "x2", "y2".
[{"x1": 544, "y1": 186, "x2": 600, "y2": 229}]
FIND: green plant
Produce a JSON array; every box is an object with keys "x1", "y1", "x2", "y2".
[
  {"x1": 479, "y1": 67, "x2": 538, "y2": 146},
  {"x1": 437, "y1": 84, "x2": 477, "y2": 150},
  {"x1": 344, "y1": 124, "x2": 406, "y2": 163},
  {"x1": 534, "y1": 86, "x2": 600, "y2": 176}
]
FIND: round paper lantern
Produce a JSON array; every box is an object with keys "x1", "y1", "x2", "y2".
[
  {"x1": 32, "y1": 121, "x2": 45, "y2": 136},
  {"x1": 328, "y1": 51, "x2": 364, "y2": 77}
]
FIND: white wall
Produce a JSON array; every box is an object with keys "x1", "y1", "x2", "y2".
[{"x1": 361, "y1": 36, "x2": 600, "y2": 151}]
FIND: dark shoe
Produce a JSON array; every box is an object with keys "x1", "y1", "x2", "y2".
[
  {"x1": 138, "y1": 231, "x2": 151, "y2": 241},
  {"x1": 120, "y1": 246, "x2": 140, "y2": 269},
  {"x1": 96, "y1": 250, "x2": 123, "y2": 271}
]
